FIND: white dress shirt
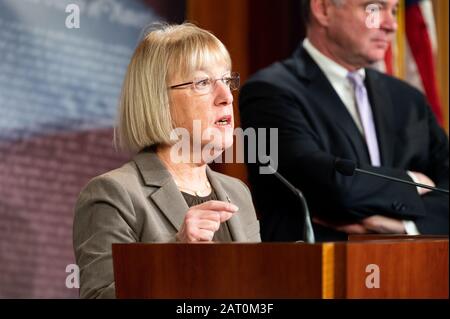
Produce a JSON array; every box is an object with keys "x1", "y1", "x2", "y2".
[{"x1": 303, "y1": 38, "x2": 365, "y2": 134}]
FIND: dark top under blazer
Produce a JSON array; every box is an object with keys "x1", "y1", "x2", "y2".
[{"x1": 239, "y1": 44, "x2": 449, "y2": 242}]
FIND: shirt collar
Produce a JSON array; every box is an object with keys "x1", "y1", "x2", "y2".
[{"x1": 303, "y1": 38, "x2": 365, "y2": 81}]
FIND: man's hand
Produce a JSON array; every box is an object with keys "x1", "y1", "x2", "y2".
[
  {"x1": 313, "y1": 217, "x2": 370, "y2": 234},
  {"x1": 176, "y1": 200, "x2": 238, "y2": 242},
  {"x1": 360, "y1": 215, "x2": 406, "y2": 234},
  {"x1": 314, "y1": 215, "x2": 406, "y2": 234},
  {"x1": 409, "y1": 171, "x2": 436, "y2": 196}
]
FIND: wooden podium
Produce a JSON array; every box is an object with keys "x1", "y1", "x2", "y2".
[{"x1": 112, "y1": 236, "x2": 448, "y2": 299}]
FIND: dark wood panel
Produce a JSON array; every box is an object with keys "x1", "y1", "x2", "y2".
[
  {"x1": 345, "y1": 240, "x2": 449, "y2": 298},
  {"x1": 247, "y1": 0, "x2": 306, "y2": 75},
  {"x1": 113, "y1": 240, "x2": 449, "y2": 299},
  {"x1": 113, "y1": 243, "x2": 324, "y2": 298},
  {"x1": 348, "y1": 234, "x2": 449, "y2": 241}
]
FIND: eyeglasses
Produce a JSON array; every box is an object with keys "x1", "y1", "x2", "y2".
[{"x1": 169, "y1": 72, "x2": 240, "y2": 94}]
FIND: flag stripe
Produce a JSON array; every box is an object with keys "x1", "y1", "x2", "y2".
[{"x1": 405, "y1": 2, "x2": 443, "y2": 123}]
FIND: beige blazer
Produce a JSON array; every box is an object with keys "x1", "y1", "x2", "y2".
[{"x1": 73, "y1": 149, "x2": 261, "y2": 298}]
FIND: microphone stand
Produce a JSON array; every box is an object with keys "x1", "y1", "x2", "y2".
[
  {"x1": 267, "y1": 166, "x2": 316, "y2": 243},
  {"x1": 354, "y1": 168, "x2": 449, "y2": 194}
]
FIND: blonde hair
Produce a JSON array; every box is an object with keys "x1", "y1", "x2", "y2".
[{"x1": 115, "y1": 22, "x2": 232, "y2": 152}]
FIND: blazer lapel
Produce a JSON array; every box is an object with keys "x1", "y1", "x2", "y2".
[
  {"x1": 365, "y1": 69, "x2": 395, "y2": 166},
  {"x1": 133, "y1": 149, "x2": 188, "y2": 232},
  {"x1": 294, "y1": 47, "x2": 371, "y2": 163},
  {"x1": 206, "y1": 167, "x2": 248, "y2": 242},
  {"x1": 150, "y1": 182, "x2": 188, "y2": 232},
  {"x1": 133, "y1": 149, "x2": 249, "y2": 240}
]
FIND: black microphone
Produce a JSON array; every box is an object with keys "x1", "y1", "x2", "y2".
[
  {"x1": 267, "y1": 165, "x2": 315, "y2": 243},
  {"x1": 335, "y1": 158, "x2": 449, "y2": 195}
]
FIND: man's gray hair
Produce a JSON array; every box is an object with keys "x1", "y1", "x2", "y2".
[{"x1": 301, "y1": 0, "x2": 346, "y2": 26}]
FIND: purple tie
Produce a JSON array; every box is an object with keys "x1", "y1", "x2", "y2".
[{"x1": 347, "y1": 72, "x2": 381, "y2": 166}]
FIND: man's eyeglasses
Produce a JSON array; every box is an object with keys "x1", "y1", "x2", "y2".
[{"x1": 169, "y1": 72, "x2": 240, "y2": 94}]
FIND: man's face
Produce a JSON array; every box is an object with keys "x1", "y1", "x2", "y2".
[{"x1": 326, "y1": 0, "x2": 398, "y2": 68}]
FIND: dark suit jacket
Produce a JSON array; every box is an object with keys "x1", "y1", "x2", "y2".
[
  {"x1": 73, "y1": 148, "x2": 260, "y2": 298},
  {"x1": 239, "y1": 44, "x2": 449, "y2": 242}
]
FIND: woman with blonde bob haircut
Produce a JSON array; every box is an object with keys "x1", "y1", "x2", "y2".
[{"x1": 73, "y1": 23, "x2": 261, "y2": 299}]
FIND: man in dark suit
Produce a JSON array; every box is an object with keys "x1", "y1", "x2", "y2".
[{"x1": 239, "y1": 0, "x2": 449, "y2": 241}]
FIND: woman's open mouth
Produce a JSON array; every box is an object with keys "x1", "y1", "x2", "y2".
[{"x1": 214, "y1": 115, "x2": 233, "y2": 127}]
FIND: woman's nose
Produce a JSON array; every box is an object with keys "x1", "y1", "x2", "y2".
[{"x1": 214, "y1": 81, "x2": 234, "y2": 106}]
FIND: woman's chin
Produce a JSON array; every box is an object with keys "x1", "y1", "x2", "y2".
[
  {"x1": 222, "y1": 136, "x2": 234, "y2": 150},
  {"x1": 200, "y1": 142, "x2": 232, "y2": 162}
]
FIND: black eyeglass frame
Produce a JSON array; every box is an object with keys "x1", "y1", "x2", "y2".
[{"x1": 169, "y1": 72, "x2": 240, "y2": 92}]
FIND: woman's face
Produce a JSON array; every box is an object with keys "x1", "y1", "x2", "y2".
[{"x1": 169, "y1": 63, "x2": 235, "y2": 160}]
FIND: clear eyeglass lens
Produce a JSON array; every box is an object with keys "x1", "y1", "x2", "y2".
[
  {"x1": 193, "y1": 78, "x2": 212, "y2": 92},
  {"x1": 192, "y1": 73, "x2": 240, "y2": 93}
]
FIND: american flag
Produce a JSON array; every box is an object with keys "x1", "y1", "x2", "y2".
[{"x1": 382, "y1": 0, "x2": 442, "y2": 124}]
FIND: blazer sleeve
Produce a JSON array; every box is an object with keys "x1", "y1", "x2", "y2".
[
  {"x1": 237, "y1": 179, "x2": 261, "y2": 242},
  {"x1": 73, "y1": 176, "x2": 139, "y2": 299},
  {"x1": 239, "y1": 81, "x2": 432, "y2": 221},
  {"x1": 414, "y1": 97, "x2": 449, "y2": 234}
]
